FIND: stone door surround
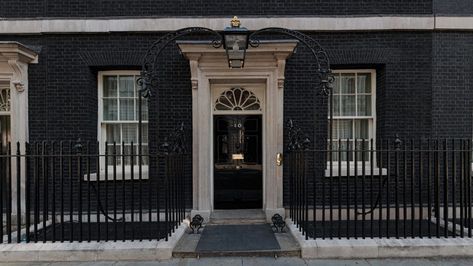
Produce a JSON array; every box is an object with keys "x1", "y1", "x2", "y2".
[
  {"x1": 178, "y1": 40, "x2": 296, "y2": 221},
  {"x1": 0, "y1": 42, "x2": 38, "y2": 215}
]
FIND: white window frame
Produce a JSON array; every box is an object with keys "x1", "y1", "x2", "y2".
[
  {"x1": 94, "y1": 70, "x2": 149, "y2": 181},
  {"x1": 326, "y1": 69, "x2": 385, "y2": 176}
]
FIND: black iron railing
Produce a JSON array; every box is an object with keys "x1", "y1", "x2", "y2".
[
  {"x1": 287, "y1": 138, "x2": 473, "y2": 239},
  {"x1": 0, "y1": 141, "x2": 189, "y2": 243}
]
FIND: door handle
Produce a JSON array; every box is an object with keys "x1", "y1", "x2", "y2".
[{"x1": 276, "y1": 153, "x2": 283, "y2": 166}]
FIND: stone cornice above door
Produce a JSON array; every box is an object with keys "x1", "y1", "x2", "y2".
[
  {"x1": 0, "y1": 42, "x2": 38, "y2": 93},
  {"x1": 177, "y1": 40, "x2": 297, "y2": 69}
]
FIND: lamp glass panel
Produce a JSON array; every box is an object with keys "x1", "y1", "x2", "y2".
[{"x1": 225, "y1": 34, "x2": 247, "y2": 60}]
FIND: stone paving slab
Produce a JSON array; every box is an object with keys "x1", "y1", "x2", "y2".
[
  {"x1": 287, "y1": 218, "x2": 473, "y2": 259},
  {"x1": 1, "y1": 257, "x2": 473, "y2": 266}
]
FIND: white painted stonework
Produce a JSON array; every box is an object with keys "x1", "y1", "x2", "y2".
[
  {"x1": 0, "y1": 42, "x2": 38, "y2": 214},
  {"x1": 287, "y1": 219, "x2": 473, "y2": 259},
  {"x1": 178, "y1": 41, "x2": 297, "y2": 221},
  {"x1": 2, "y1": 16, "x2": 467, "y2": 34}
]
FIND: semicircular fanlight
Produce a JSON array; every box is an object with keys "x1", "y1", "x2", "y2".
[
  {"x1": 214, "y1": 87, "x2": 261, "y2": 111},
  {"x1": 0, "y1": 87, "x2": 10, "y2": 112}
]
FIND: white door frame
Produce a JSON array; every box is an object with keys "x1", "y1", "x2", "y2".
[
  {"x1": 178, "y1": 41, "x2": 296, "y2": 221},
  {"x1": 211, "y1": 83, "x2": 265, "y2": 210}
]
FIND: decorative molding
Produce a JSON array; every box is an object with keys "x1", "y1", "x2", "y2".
[
  {"x1": 0, "y1": 16, "x2": 445, "y2": 34},
  {"x1": 276, "y1": 58, "x2": 286, "y2": 90},
  {"x1": 12, "y1": 81, "x2": 25, "y2": 92},
  {"x1": 214, "y1": 87, "x2": 261, "y2": 111},
  {"x1": 191, "y1": 79, "x2": 198, "y2": 90},
  {"x1": 179, "y1": 39, "x2": 295, "y2": 218},
  {"x1": 277, "y1": 79, "x2": 285, "y2": 90}
]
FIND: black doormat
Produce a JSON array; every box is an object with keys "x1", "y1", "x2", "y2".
[{"x1": 196, "y1": 224, "x2": 280, "y2": 252}]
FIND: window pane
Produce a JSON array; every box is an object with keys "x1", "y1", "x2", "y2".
[
  {"x1": 119, "y1": 76, "x2": 135, "y2": 97},
  {"x1": 355, "y1": 140, "x2": 370, "y2": 162},
  {"x1": 333, "y1": 75, "x2": 340, "y2": 94},
  {"x1": 106, "y1": 124, "x2": 120, "y2": 143},
  {"x1": 136, "y1": 99, "x2": 149, "y2": 121},
  {"x1": 340, "y1": 141, "x2": 353, "y2": 161},
  {"x1": 103, "y1": 99, "x2": 118, "y2": 120},
  {"x1": 341, "y1": 95, "x2": 356, "y2": 116},
  {"x1": 141, "y1": 145, "x2": 149, "y2": 165},
  {"x1": 357, "y1": 73, "x2": 371, "y2": 93},
  {"x1": 0, "y1": 115, "x2": 11, "y2": 145},
  {"x1": 122, "y1": 124, "x2": 137, "y2": 143},
  {"x1": 120, "y1": 99, "x2": 135, "y2": 120},
  {"x1": 328, "y1": 141, "x2": 338, "y2": 161},
  {"x1": 141, "y1": 124, "x2": 148, "y2": 143},
  {"x1": 357, "y1": 95, "x2": 372, "y2": 116},
  {"x1": 340, "y1": 74, "x2": 355, "y2": 94},
  {"x1": 123, "y1": 145, "x2": 133, "y2": 165},
  {"x1": 103, "y1": 76, "x2": 117, "y2": 97},
  {"x1": 107, "y1": 144, "x2": 121, "y2": 165},
  {"x1": 332, "y1": 95, "x2": 340, "y2": 116},
  {"x1": 338, "y1": 119, "x2": 353, "y2": 139},
  {"x1": 355, "y1": 120, "x2": 369, "y2": 139},
  {"x1": 330, "y1": 120, "x2": 338, "y2": 139}
]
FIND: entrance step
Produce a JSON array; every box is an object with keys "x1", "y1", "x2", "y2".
[
  {"x1": 209, "y1": 209, "x2": 266, "y2": 225},
  {"x1": 173, "y1": 224, "x2": 300, "y2": 258}
]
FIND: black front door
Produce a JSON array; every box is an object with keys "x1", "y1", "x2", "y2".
[{"x1": 214, "y1": 115, "x2": 262, "y2": 209}]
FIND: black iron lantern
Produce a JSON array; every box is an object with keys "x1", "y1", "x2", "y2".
[{"x1": 223, "y1": 16, "x2": 249, "y2": 68}]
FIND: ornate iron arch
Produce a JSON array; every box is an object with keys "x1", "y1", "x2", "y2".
[
  {"x1": 248, "y1": 27, "x2": 334, "y2": 151},
  {"x1": 137, "y1": 25, "x2": 334, "y2": 152},
  {"x1": 249, "y1": 27, "x2": 333, "y2": 96},
  {"x1": 137, "y1": 27, "x2": 224, "y2": 154}
]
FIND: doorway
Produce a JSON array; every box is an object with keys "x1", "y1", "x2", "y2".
[{"x1": 213, "y1": 115, "x2": 262, "y2": 209}]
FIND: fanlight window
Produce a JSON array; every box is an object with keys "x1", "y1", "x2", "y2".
[
  {"x1": 0, "y1": 87, "x2": 10, "y2": 112},
  {"x1": 215, "y1": 87, "x2": 261, "y2": 111}
]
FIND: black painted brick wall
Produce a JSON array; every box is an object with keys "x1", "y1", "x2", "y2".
[
  {"x1": 0, "y1": 0, "x2": 432, "y2": 18},
  {"x1": 432, "y1": 32, "x2": 473, "y2": 138},
  {"x1": 434, "y1": 0, "x2": 473, "y2": 15},
  {"x1": 2, "y1": 30, "x2": 470, "y2": 209},
  {"x1": 282, "y1": 32, "x2": 433, "y2": 205}
]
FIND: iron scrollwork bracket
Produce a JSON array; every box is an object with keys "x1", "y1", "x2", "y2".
[
  {"x1": 286, "y1": 119, "x2": 311, "y2": 152},
  {"x1": 189, "y1": 214, "x2": 204, "y2": 234},
  {"x1": 248, "y1": 27, "x2": 334, "y2": 97},
  {"x1": 140, "y1": 27, "x2": 224, "y2": 96},
  {"x1": 160, "y1": 122, "x2": 187, "y2": 155}
]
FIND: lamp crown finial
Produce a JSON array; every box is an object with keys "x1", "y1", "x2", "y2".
[{"x1": 231, "y1": 16, "x2": 241, "y2": 28}]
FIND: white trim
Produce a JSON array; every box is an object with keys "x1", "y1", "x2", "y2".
[
  {"x1": 97, "y1": 70, "x2": 148, "y2": 181},
  {"x1": 178, "y1": 41, "x2": 296, "y2": 221},
  {"x1": 324, "y1": 164, "x2": 387, "y2": 177},
  {"x1": 2, "y1": 16, "x2": 464, "y2": 34},
  {"x1": 435, "y1": 16, "x2": 473, "y2": 31},
  {"x1": 330, "y1": 69, "x2": 377, "y2": 163},
  {"x1": 211, "y1": 83, "x2": 266, "y2": 210}
]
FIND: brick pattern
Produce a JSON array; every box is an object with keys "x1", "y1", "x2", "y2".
[
  {"x1": 0, "y1": 0, "x2": 432, "y2": 18},
  {"x1": 1, "y1": 30, "x2": 471, "y2": 209},
  {"x1": 432, "y1": 32, "x2": 473, "y2": 138},
  {"x1": 434, "y1": 0, "x2": 473, "y2": 15}
]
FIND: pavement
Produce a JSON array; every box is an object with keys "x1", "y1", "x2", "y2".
[{"x1": 0, "y1": 257, "x2": 472, "y2": 266}]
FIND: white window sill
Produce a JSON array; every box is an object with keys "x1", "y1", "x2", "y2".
[
  {"x1": 325, "y1": 165, "x2": 387, "y2": 177},
  {"x1": 84, "y1": 167, "x2": 149, "y2": 181}
]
